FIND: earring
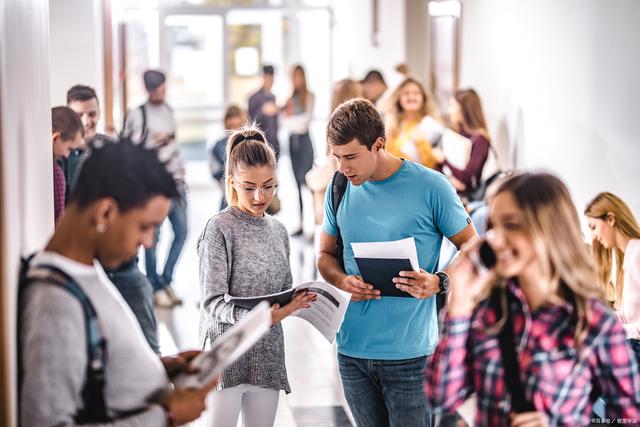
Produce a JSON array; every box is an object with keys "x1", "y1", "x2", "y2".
[{"x1": 96, "y1": 223, "x2": 107, "y2": 233}]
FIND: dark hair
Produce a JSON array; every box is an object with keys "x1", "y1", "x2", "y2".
[
  {"x1": 71, "y1": 137, "x2": 179, "y2": 213},
  {"x1": 326, "y1": 98, "x2": 385, "y2": 150},
  {"x1": 225, "y1": 125, "x2": 276, "y2": 206},
  {"x1": 51, "y1": 106, "x2": 84, "y2": 141},
  {"x1": 66, "y1": 85, "x2": 98, "y2": 105},
  {"x1": 143, "y1": 69, "x2": 166, "y2": 92},
  {"x1": 362, "y1": 70, "x2": 386, "y2": 85},
  {"x1": 262, "y1": 65, "x2": 275, "y2": 75}
]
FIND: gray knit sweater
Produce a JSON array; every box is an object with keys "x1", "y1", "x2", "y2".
[{"x1": 197, "y1": 207, "x2": 292, "y2": 393}]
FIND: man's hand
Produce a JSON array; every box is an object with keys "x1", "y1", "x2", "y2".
[
  {"x1": 392, "y1": 269, "x2": 440, "y2": 299},
  {"x1": 161, "y1": 350, "x2": 201, "y2": 379},
  {"x1": 338, "y1": 275, "x2": 380, "y2": 302}
]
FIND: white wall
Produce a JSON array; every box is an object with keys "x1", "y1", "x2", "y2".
[
  {"x1": 0, "y1": 0, "x2": 53, "y2": 424},
  {"x1": 49, "y1": 0, "x2": 105, "y2": 115},
  {"x1": 459, "y1": 0, "x2": 640, "y2": 216},
  {"x1": 331, "y1": 0, "x2": 408, "y2": 88}
]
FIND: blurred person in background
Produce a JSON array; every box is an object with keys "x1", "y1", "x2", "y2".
[
  {"x1": 51, "y1": 106, "x2": 83, "y2": 225},
  {"x1": 283, "y1": 65, "x2": 315, "y2": 237},
  {"x1": 585, "y1": 192, "x2": 640, "y2": 365},
  {"x1": 385, "y1": 77, "x2": 441, "y2": 169},
  {"x1": 248, "y1": 65, "x2": 280, "y2": 157},
  {"x1": 210, "y1": 105, "x2": 248, "y2": 211},
  {"x1": 124, "y1": 69, "x2": 186, "y2": 308}
]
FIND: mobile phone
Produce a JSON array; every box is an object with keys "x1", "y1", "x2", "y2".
[{"x1": 467, "y1": 240, "x2": 496, "y2": 273}]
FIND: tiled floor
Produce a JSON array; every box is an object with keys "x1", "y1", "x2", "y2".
[{"x1": 151, "y1": 156, "x2": 353, "y2": 427}]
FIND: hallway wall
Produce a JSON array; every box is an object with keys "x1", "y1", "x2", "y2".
[
  {"x1": 459, "y1": 0, "x2": 640, "y2": 216},
  {"x1": 0, "y1": 0, "x2": 53, "y2": 424},
  {"x1": 49, "y1": 0, "x2": 105, "y2": 119},
  {"x1": 332, "y1": 0, "x2": 408, "y2": 88}
]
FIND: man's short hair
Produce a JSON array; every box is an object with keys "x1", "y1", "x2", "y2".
[
  {"x1": 52, "y1": 106, "x2": 83, "y2": 141},
  {"x1": 326, "y1": 98, "x2": 385, "y2": 150},
  {"x1": 362, "y1": 69, "x2": 386, "y2": 85},
  {"x1": 71, "y1": 137, "x2": 178, "y2": 213},
  {"x1": 262, "y1": 65, "x2": 275, "y2": 76},
  {"x1": 67, "y1": 85, "x2": 98, "y2": 105},
  {"x1": 143, "y1": 69, "x2": 166, "y2": 92}
]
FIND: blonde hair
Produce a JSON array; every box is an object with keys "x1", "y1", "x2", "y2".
[
  {"x1": 225, "y1": 125, "x2": 276, "y2": 207},
  {"x1": 331, "y1": 79, "x2": 363, "y2": 112},
  {"x1": 584, "y1": 192, "x2": 640, "y2": 308},
  {"x1": 385, "y1": 77, "x2": 441, "y2": 140},
  {"x1": 485, "y1": 173, "x2": 602, "y2": 343}
]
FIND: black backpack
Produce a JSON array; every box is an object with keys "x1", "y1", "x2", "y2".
[
  {"x1": 18, "y1": 255, "x2": 109, "y2": 423},
  {"x1": 331, "y1": 172, "x2": 348, "y2": 269}
]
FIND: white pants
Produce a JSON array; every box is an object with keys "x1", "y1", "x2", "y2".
[{"x1": 208, "y1": 384, "x2": 279, "y2": 427}]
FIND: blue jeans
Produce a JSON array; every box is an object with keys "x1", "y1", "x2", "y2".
[
  {"x1": 145, "y1": 186, "x2": 188, "y2": 292},
  {"x1": 106, "y1": 259, "x2": 160, "y2": 354},
  {"x1": 338, "y1": 353, "x2": 433, "y2": 427}
]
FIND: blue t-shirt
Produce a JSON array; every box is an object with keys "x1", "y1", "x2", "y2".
[{"x1": 322, "y1": 160, "x2": 470, "y2": 359}]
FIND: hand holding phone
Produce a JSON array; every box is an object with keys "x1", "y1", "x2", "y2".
[{"x1": 447, "y1": 238, "x2": 496, "y2": 316}]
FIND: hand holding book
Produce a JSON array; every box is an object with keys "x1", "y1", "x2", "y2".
[{"x1": 271, "y1": 290, "x2": 317, "y2": 324}]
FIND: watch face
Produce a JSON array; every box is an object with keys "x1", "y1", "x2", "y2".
[{"x1": 437, "y1": 272, "x2": 449, "y2": 293}]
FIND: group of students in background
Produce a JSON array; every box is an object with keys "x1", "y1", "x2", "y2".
[{"x1": 24, "y1": 63, "x2": 640, "y2": 427}]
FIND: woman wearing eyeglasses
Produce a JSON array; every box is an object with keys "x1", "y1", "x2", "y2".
[{"x1": 198, "y1": 126, "x2": 316, "y2": 427}]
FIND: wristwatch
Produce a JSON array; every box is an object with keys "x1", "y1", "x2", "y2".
[{"x1": 435, "y1": 271, "x2": 450, "y2": 294}]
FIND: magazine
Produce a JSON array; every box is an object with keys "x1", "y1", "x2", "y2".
[
  {"x1": 225, "y1": 281, "x2": 351, "y2": 343},
  {"x1": 173, "y1": 301, "x2": 271, "y2": 390}
]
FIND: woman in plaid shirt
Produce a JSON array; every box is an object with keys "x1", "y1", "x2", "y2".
[{"x1": 424, "y1": 173, "x2": 640, "y2": 426}]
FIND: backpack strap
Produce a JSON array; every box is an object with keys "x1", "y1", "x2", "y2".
[
  {"x1": 490, "y1": 287, "x2": 535, "y2": 413},
  {"x1": 19, "y1": 256, "x2": 109, "y2": 423},
  {"x1": 331, "y1": 172, "x2": 348, "y2": 270},
  {"x1": 139, "y1": 104, "x2": 149, "y2": 143}
]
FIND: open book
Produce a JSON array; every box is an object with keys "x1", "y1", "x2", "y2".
[
  {"x1": 224, "y1": 281, "x2": 351, "y2": 343},
  {"x1": 174, "y1": 301, "x2": 271, "y2": 390}
]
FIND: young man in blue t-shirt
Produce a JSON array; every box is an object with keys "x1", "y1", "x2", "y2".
[{"x1": 317, "y1": 98, "x2": 477, "y2": 426}]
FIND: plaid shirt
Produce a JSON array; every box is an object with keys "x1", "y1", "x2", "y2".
[
  {"x1": 53, "y1": 160, "x2": 66, "y2": 224},
  {"x1": 425, "y1": 279, "x2": 640, "y2": 426}
]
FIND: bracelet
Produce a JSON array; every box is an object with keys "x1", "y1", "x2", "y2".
[{"x1": 161, "y1": 402, "x2": 176, "y2": 427}]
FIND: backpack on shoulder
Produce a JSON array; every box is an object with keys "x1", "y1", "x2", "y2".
[
  {"x1": 331, "y1": 171, "x2": 348, "y2": 269},
  {"x1": 18, "y1": 254, "x2": 109, "y2": 423}
]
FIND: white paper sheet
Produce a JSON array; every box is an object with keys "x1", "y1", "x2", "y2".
[
  {"x1": 441, "y1": 129, "x2": 472, "y2": 169},
  {"x1": 351, "y1": 237, "x2": 420, "y2": 271},
  {"x1": 291, "y1": 281, "x2": 351, "y2": 343},
  {"x1": 174, "y1": 302, "x2": 271, "y2": 389}
]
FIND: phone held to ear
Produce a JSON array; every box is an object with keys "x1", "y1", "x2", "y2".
[{"x1": 467, "y1": 240, "x2": 496, "y2": 273}]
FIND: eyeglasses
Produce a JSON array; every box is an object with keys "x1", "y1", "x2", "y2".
[{"x1": 232, "y1": 179, "x2": 278, "y2": 197}]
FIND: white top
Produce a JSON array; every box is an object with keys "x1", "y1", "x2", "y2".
[
  {"x1": 19, "y1": 252, "x2": 170, "y2": 426},
  {"x1": 621, "y1": 239, "x2": 640, "y2": 340},
  {"x1": 282, "y1": 93, "x2": 314, "y2": 135},
  {"x1": 124, "y1": 102, "x2": 184, "y2": 180}
]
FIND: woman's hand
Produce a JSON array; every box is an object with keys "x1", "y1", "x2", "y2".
[
  {"x1": 447, "y1": 238, "x2": 495, "y2": 317},
  {"x1": 161, "y1": 350, "x2": 202, "y2": 379},
  {"x1": 510, "y1": 411, "x2": 548, "y2": 427},
  {"x1": 164, "y1": 376, "x2": 219, "y2": 426},
  {"x1": 447, "y1": 175, "x2": 466, "y2": 191},
  {"x1": 271, "y1": 290, "x2": 317, "y2": 324}
]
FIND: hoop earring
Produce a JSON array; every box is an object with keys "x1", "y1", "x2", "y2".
[{"x1": 96, "y1": 223, "x2": 107, "y2": 233}]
